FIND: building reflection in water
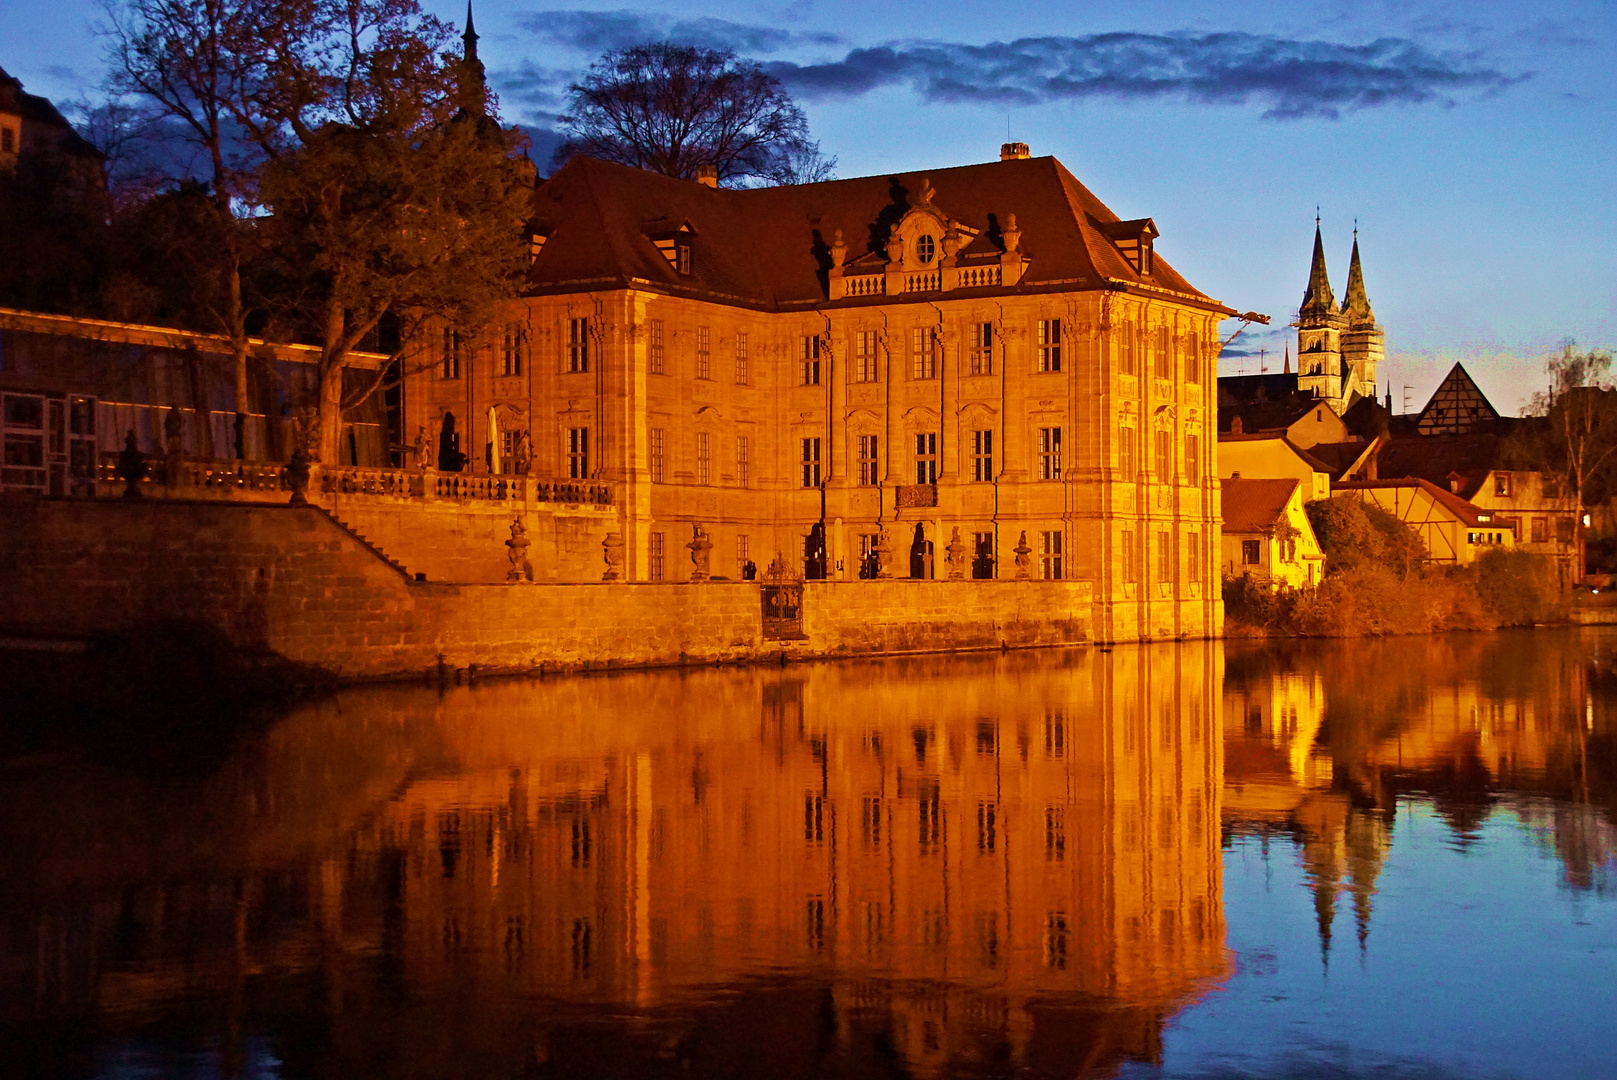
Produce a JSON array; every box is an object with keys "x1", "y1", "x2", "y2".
[
  {"x1": 1, "y1": 645, "x2": 1228, "y2": 1079},
  {"x1": 1222, "y1": 630, "x2": 1617, "y2": 967}
]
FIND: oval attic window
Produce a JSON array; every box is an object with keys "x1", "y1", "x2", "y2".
[{"x1": 915, "y1": 235, "x2": 936, "y2": 265}]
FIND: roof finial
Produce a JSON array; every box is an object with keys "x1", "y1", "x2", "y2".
[{"x1": 463, "y1": 1, "x2": 479, "y2": 63}]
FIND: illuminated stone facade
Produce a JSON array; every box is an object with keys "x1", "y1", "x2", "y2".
[{"x1": 405, "y1": 149, "x2": 1236, "y2": 642}]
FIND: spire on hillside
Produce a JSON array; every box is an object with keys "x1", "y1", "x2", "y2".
[
  {"x1": 1283, "y1": 345, "x2": 1291, "y2": 374},
  {"x1": 1300, "y1": 221, "x2": 1335, "y2": 314},
  {"x1": 1340, "y1": 230, "x2": 1375, "y2": 324}
]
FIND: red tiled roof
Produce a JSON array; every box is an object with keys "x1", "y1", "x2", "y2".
[
  {"x1": 1221, "y1": 478, "x2": 1299, "y2": 533},
  {"x1": 524, "y1": 155, "x2": 1228, "y2": 312},
  {"x1": 1370, "y1": 434, "x2": 1506, "y2": 500},
  {"x1": 1331, "y1": 478, "x2": 1495, "y2": 527}
]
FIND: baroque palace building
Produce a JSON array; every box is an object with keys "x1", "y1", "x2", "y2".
[{"x1": 406, "y1": 144, "x2": 1238, "y2": 642}]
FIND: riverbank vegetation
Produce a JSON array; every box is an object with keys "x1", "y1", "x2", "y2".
[{"x1": 1225, "y1": 495, "x2": 1567, "y2": 637}]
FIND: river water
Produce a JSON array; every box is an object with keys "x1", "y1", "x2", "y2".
[{"x1": 2, "y1": 631, "x2": 1614, "y2": 1079}]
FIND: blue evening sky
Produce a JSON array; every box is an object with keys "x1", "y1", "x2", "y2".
[{"x1": 4, "y1": 0, "x2": 1613, "y2": 414}]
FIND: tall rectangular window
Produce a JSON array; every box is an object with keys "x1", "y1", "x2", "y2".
[
  {"x1": 1039, "y1": 427, "x2": 1062, "y2": 480},
  {"x1": 1122, "y1": 529, "x2": 1137, "y2": 582},
  {"x1": 440, "y1": 328, "x2": 460, "y2": 379},
  {"x1": 734, "y1": 332, "x2": 749, "y2": 384},
  {"x1": 857, "y1": 435, "x2": 879, "y2": 486},
  {"x1": 695, "y1": 325, "x2": 711, "y2": 379},
  {"x1": 1187, "y1": 532, "x2": 1200, "y2": 582},
  {"x1": 648, "y1": 319, "x2": 665, "y2": 375},
  {"x1": 736, "y1": 435, "x2": 750, "y2": 485},
  {"x1": 859, "y1": 533, "x2": 880, "y2": 578},
  {"x1": 567, "y1": 317, "x2": 589, "y2": 373},
  {"x1": 1242, "y1": 539, "x2": 1261, "y2": 565},
  {"x1": 855, "y1": 330, "x2": 878, "y2": 382},
  {"x1": 970, "y1": 322, "x2": 994, "y2": 375},
  {"x1": 1119, "y1": 427, "x2": 1135, "y2": 480},
  {"x1": 1154, "y1": 325, "x2": 1172, "y2": 380},
  {"x1": 1120, "y1": 320, "x2": 1136, "y2": 375},
  {"x1": 695, "y1": 431, "x2": 711, "y2": 484},
  {"x1": 1155, "y1": 428, "x2": 1172, "y2": 483},
  {"x1": 1185, "y1": 331, "x2": 1200, "y2": 383},
  {"x1": 736, "y1": 534, "x2": 751, "y2": 577},
  {"x1": 501, "y1": 323, "x2": 524, "y2": 376},
  {"x1": 800, "y1": 335, "x2": 821, "y2": 385},
  {"x1": 1037, "y1": 319, "x2": 1062, "y2": 372},
  {"x1": 1158, "y1": 530, "x2": 1172, "y2": 581},
  {"x1": 972, "y1": 532, "x2": 995, "y2": 578},
  {"x1": 915, "y1": 432, "x2": 938, "y2": 485},
  {"x1": 649, "y1": 531, "x2": 665, "y2": 581},
  {"x1": 911, "y1": 327, "x2": 936, "y2": 379},
  {"x1": 567, "y1": 427, "x2": 589, "y2": 478},
  {"x1": 971, "y1": 429, "x2": 993, "y2": 482},
  {"x1": 1185, "y1": 433, "x2": 1200, "y2": 484},
  {"x1": 801, "y1": 437, "x2": 821, "y2": 487},
  {"x1": 649, "y1": 427, "x2": 665, "y2": 483},
  {"x1": 1040, "y1": 530, "x2": 1064, "y2": 580}
]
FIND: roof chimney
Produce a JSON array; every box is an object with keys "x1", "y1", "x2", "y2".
[
  {"x1": 1000, "y1": 142, "x2": 1030, "y2": 160},
  {"x1": 695, "y1": 164, "x2": 719, "y2": 188}
]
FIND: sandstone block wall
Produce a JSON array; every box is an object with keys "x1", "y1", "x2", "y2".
[{"x1": 0, "y1": 502, "x2": 1096, "y2": 680}]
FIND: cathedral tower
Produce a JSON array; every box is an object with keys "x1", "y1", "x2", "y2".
[
  {"x1": 1338, "y1": 231, "x2": 1383, "y2": 407},
  {"x1": 1294, "y1": 222, "x2": 1347, "y2": 408}
]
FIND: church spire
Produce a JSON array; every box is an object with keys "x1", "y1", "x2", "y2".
[
  {"x1": 463, "y1": 1, "x2": 479, "y2": 64},
  {"x1": 1341, "y1": 229, "x2": 1375, "y2": 324},
  {"x1": 1300, "y1": 217, "x2": 1335, "y2": 314},
  {"x1": 456, "y1": 1, "x2": 487, "y2": 117}
]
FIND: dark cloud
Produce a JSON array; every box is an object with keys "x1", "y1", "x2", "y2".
[
  {"x1": 764, "y1": 32, "x2": 1523, "y2": 119},
  {"x1": 515, "y1": 9, "x2": 843, "y2": 56}
]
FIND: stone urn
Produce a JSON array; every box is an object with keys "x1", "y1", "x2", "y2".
[
  {"x1": 601, "y1": 531, "x2": 624, "y2": 581},
  {"x1": 1013, "y1": 530, "x2": 1033, "y2": 579},
  {"x1": 505, "y1": 517, "x2": 533, "y2": 582},
  {"x1": 945, "y1": 526, "x2": 966, "y2": 580},
  {"x1": 875, "y1": 527, "x2": 895, "y2": 579},
  {"x1": 688, "y1": 524, "x2": 713, "y2": 582},
  {"x1": 117, "y1": 430, "x2": 147, "y2": 499},
  {"x1": 286, "y1": 447, "x2": 312, "y2": 506}
]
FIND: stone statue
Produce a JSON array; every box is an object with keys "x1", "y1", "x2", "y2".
[
  {"x1": 945, "y1": 526, "x2": 966, "y2": 580},
  {"x1": 601, "y1": 532, "x2": 624, "y2": 581},
  {"x1": 162, "y1": 409, "x2": 185, "y2": 488},
  {"x1": 830, "y1": 229, "x2": 847, "y2": 269},
  {"x1": 117, "y1": 430, "x2": 146, "y2": 499},
  {"x1": 413, "y1": 424, "x2": 431, "y2": 470},
  {"x1": 875, "y1": 527, "x2": 895, "y2": 579},
  {"x1": 1002, "y1": 212, "x2": 1022, "y2": 254},
  {"x1": 513, "y1": 429, "x2": 532, "y2": 476},
  {"x1": 688, "y1": 524, "x2": 713, "y2": 582},
  {"x1": 505, "y1": 517, "x2": 533, "y2": 582},
  {"x1": 1013, "y1": 531, "x2": 1033, "y2": 579}
]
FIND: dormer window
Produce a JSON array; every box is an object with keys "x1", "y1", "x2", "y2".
[
  {"x1": 527, "y1": 229, "x2": 548, "y2": 264},
  {"x1": 1096, "y1": 218, "x2": 1160, "y2": 276},
  {"x1": 644, "y1": 218, "x2": 696, "y2": 276},
  {"x1": 915, "y1": 234, "x2": 935, "y2": 265}
]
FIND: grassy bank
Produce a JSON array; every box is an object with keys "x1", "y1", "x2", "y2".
[{"x1": 1225, "y1": 497, "x2": 1567, "y2": 637}]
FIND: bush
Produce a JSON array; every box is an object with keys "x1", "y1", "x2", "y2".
[
  {"x1": 1475, "y1": 549, "x2": 1565, "y2": 625},
  {"x1": 1306, "y1": 495, "x2": 1426, "y2": 578}
]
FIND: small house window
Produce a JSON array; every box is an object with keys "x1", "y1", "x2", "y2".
[
  {"x1": 1495, "y1": 472, "x2": 1513, "y2": 497},
  {"x1": 1241, "y1": 539, "x2": 1261, "y2": 565},
  {"x1": 676, "y1": 243, "x2": 691, "y2": 275},
  {"x1": 915, "y1": 432, "x2": 938, "y2": 484}
]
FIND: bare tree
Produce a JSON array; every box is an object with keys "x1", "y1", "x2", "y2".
[
  {"x1": 1523, "y1": 341, "x2": 1617, "y2": 504},
  {"x1": 103, "y1": 0, "x2": 263, "y2": 458},
  {"x1": 555, "y1": 43, "x2": 835, "y2": 186}
]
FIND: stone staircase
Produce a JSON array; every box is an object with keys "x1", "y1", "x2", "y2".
[{"x1": 315, "y1": 508, "x2": 418, "y2": 581}]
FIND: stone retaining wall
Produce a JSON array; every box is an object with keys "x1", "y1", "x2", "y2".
[{"x1": 0, "y1": 501, "x2": 1091, "y2": 680}]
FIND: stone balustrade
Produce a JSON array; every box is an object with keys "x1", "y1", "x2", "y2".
[
  {"x1": 92, "y1": 455, "x2": 614, "y2": 507},
  {"x1": 844, "y1": 273, "x2": 885, "y2": 297}
]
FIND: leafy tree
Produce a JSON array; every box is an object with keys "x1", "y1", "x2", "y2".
[
  {"x1": 555, "y1": 43, "x2": 835, "y2": 186},
  {"x1": 1306, "y1": 495, "x2": 1426, "y2": 579},
  {"x1": 1521, "y1": 341, "x2": 1617, "y2": 505}
]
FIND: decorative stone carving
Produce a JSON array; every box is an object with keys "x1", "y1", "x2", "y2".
[
  {"x1": 830, "y1": 229, "x2": 846, "y2": 268},
  {"x1": 505, "y1": 517, "x2": 533, "y2": 582},
  {"x1": 875, "y1": 527, "x2": 895, "y2": 579},
  {"x1": 688, "y1": 523, "x2": 713, "y2": 581},
  {"x1": 513, "y1": 429, "x2": 532, "y2": 475},
  {"x1": 117, "y1": 430, "x2": 146, "y2": 499},
  {"x1": 1002, "y1": 212, "x2": 1021, "y2": 253},
  {"x1": 601, "y1": 532, "x2": 624, "y2": 581},
  {"x1": 412, "y1": 425, "x2": 430, "y2": 470},
  {"x1": 1013, "y1": 530, "x2": 1033, "y2": 579},
  {"x1": 917, "y1": 177, "x2": 935, "y2": 206},
  {"x1": 945, "y1": 526, "x2": 966, "y2": 579}
]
